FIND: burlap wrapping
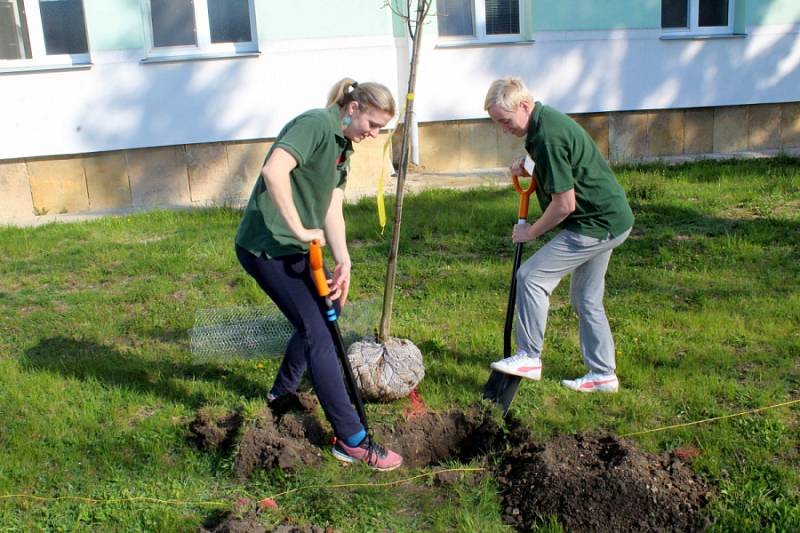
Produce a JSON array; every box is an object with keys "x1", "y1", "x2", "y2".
[{"x1": 346, "y1": 336, "x2": 425, "y2": 401}]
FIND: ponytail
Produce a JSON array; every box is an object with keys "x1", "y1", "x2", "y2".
[{"x1": 327, "y1": 78, "x2": 396, "y2": 116}]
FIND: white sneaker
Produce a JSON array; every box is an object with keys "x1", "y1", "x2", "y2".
[
  {"x1": 490, "y1": 353, "x2": 542, "y2": 380},
  {"x1": 561, "y1": 372, "x2": 619, "y2": 393}
]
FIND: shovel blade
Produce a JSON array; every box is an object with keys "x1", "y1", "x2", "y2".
[{"x1": 483, "y1": 371, "x2": 522, "y2": 416}]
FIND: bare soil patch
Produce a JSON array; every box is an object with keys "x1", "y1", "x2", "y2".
[
  {"x1": 190, "y1": 402, "x2": 711, "y2": 532},
  {"x1": 189, "y1": 393, "x2": 325, "y2": 478},
  {"x1": 497, "y1": 433, "x2": 710, "y2": 532},
  {"x1": 199, "y1": 510, "x2": 340, "y2": 533}
]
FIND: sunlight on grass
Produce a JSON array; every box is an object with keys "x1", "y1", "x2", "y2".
[{"x1": 0, "y1": 158, "x2": 798, "y2": 531}]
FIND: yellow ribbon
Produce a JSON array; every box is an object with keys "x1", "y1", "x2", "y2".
[
  {"x1": 376, "y1": 92, "x2": 413, "y2": 233},
  {"x1": 377, "y1": 135, "x2": 391, "y2": 233}
]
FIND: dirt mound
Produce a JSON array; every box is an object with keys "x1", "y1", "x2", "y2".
[
  {"x1": 199, "y1": 511, "x2": 266, "y2": 533},
  {"x1": 233, "y1": 408, "x2": 327, "y2": 479},
  {"x1": 199, "y1": 511, "x2": 339, "y2": 533},
  {"x1": 188, "y1": 399, "x2": 327, "y2": 479},
  {"x1": 265, "y1": 392, "x2": 319, "y2": 418},
  {"x1": 190, "y1": 406, "x2": 712, "y2": 531},
  {"x1": 189, "y1": 409, "x2": 243, "y2": 452},
  {"x1": 497, "y1": 433, "x2": 711, "y2": 532}
]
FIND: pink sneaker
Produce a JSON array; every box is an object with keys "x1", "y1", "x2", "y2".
[
  {"x1": 490, "y1": 352, "x2": 542, "y2": 380},
  {"x1": 332, "y1": 436, "x2": 403, "y2": 471},
  {"x1": 561, "y1": 372, "x2": 619, "y2": 393}
]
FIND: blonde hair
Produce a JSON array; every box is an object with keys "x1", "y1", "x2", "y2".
[
  {"x1": 326, "y1": 78, "x2": 396, "y2": 117},
  {"x1": 484, "y1": 77, "x2": 534, "y2": 112}
]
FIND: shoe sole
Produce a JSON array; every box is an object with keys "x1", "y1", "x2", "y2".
[
  {"x1": 332, "y1": 447, "x2": 357, "y2": 464},
  {"x1": 561, "y1": 382, "x2": 619, "y2": 393},
  {"x1": 331, "y1": 447, "x2": 402, "y2": 472},
  {"x1": 489, "y1": 364, "x2": 542, "y2": 381}
]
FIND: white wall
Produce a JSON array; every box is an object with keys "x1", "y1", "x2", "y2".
[
  {"x1": 0, "y1": 36, "x2": 401, "y2": 160},
  {"x1": 2, "y1": 23, "x2": 799, "y2": 160},
  {"x1": 413, "y1": 24, "x2": 800, "y2": 121}
]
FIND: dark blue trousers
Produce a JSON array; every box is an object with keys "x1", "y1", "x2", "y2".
[{"x1": 236, "y1": 245, "x2": 362, "y2": 440}]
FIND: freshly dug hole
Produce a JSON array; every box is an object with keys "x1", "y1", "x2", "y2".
[
  {"x1": 190, "y1": 406, "x2": 712, "y2": 532},
  {"x1": 381, "y1": 407, "x2": 512, "y2": 467},
  {"x1": 189, "y1": 404, "x2": 505, "y2": 473}
]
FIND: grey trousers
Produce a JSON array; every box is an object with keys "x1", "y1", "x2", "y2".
[{"x1": 515, "y1": 228, "x2": 631, "y2": 375}]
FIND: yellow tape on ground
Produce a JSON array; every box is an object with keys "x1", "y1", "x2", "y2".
[
  {"x1": 0, "y1": 467, "x2": 485, "y2": 509},
  {"x1": 621, "y1": 398, "x2": 800, "y2": 438},
  {"x1": 4, "y1": 400, "x2": 796, "y2": 510},
  {"x1": 0, "y1": 493, "x2": 228, "y2": 507},
  {"x1": 263, "y1": 466, "x2": 486, "y2": 501}
]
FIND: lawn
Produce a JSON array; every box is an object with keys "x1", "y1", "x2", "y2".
[{"x1": 0, "y1": 157, "x2": 798, "y2": 531}]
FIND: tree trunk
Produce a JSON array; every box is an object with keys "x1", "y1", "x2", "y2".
[{"x1": 378, "y1": 1, "x2": 429, "y2": 342}]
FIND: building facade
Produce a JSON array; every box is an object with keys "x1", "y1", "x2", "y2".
[{"x1": 1, "y1": 0, "x2": 798, "y2": 220}]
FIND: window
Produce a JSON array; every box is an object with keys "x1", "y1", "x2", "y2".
[
  {"x1": 437, "y1": 0, "x2": 521, "y2": 43},
  {"x1": 0, "y1": 0, "x2": 89, "y2": 68},
  {"x1": 143, "y1": 0, "x2": 257, "y2": 59},
  {"x1": 662, "y1": 0, "x2": 734, "y2": 35}
]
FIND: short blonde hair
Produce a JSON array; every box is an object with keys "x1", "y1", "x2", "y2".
[
  {"x1": 484, "y1": 77, "x2": 533, "y2": 112},
  {"x1": 327, "y1": 78, "x2": 396, "y2": 117}
]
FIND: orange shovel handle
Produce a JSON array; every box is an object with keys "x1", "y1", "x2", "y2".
[
  {"x1": 511, "y1": 174, "x2": 537, "y2": 219},
  {"x1": 308, "y1": 240, "x2": 330, "y2": 298}
]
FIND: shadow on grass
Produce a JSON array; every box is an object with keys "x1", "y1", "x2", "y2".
[
  {"x1": 349, "y1": 183, "x2": 799, "y2": 271},
  {"x1": 628, "y1": 202, "x2": 800, "y2": 235},
  {"x1": 612, "y1": 203, "x2": 800, "y2": 294},
  {"x1": 21, "y1": 336, "x2": 269, "y2": 407}
]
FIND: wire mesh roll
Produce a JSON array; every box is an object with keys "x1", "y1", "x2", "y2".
[
  {"x1": 191, "y1": 306, "x2": 293, "y2": 360},
  {"x1": 190, "y1": 299, "x2": 379, "y2": 361}
]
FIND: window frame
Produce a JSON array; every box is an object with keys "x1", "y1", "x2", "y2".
[
  {"x1": 140, "y1": 0, "x2": 259, "y2": 61},
  {"x1": 0, "y1": 0, "x2": 91, "y2": 71},
  {"x1": 436, "y1": 0, "x2": 527, "y2": 45},
  {"x1": 662, "y1": 0, "x2": 736, "y2": 37}
]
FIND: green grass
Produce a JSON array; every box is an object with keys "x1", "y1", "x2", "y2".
[{"x1": 1, "y1": 157, "x2": 799, "y2": 531}]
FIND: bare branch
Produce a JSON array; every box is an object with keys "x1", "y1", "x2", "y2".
[
  {"x1": 382, "y1": 0, "x2": 408, "y2": 19},
  {"x1": 406, "y1": 0, "x2": 414, "y2": 38}
]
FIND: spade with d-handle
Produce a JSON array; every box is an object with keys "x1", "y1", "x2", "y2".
[
  {"x1": 483, "y1": 166, "x2": 537, "y2": 416},
  {"x1": 308, "y1": 239, "x2": 369, "y2": 432}
]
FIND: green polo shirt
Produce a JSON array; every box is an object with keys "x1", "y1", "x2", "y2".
[
  {"x1": 526, "y1": 102, "x2": 634, "y2": 239},
  {"x1": 235, "y1": 105, "x2": 353, "y2": 258}
]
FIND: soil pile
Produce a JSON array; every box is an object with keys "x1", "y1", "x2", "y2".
[
  {"x1": 496, "y1": 433, "x2": 710, "y2": 532},
  {"x1": 188, "y1": 393, "x2": 326, "y2": 478},
  {"x1": 189, "y1": 410, "x2": 243, "y2": 452},
  {"x1": 199, "y1": 511, "x2": 339, "y2": 533},
  {"x1": 233, "y1": 409, "x2": 326, "y2": 478},
  {"x1": 190, "y1": 404, "x2": 712, "y2": 531},
  {"x1": 199, "y1": 511, "x2": 266, "y2": 533}
]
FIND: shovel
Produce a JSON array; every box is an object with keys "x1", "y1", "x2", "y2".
[
  {"x1": 483, "y1": 161, "x2": 537, "y2": 416},
  {"x1": 309, "y1": 239, "x2": 369, "y2": 432}
]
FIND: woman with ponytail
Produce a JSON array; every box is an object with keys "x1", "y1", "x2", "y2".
[{"x1": 235, "y1": 79, "x2": 401, "y2": 471}]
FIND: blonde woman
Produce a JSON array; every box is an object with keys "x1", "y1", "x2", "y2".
[
  {"x1": 485, "y1": 77, "x2": 634, "y2": 394},
  {"x1": 235, "y1": 79, "x2": 402, "y2": 471}
]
